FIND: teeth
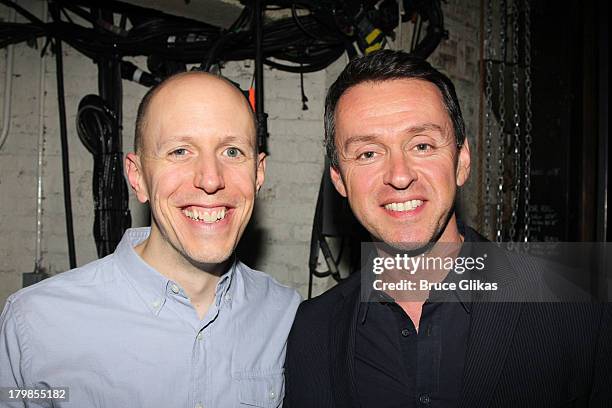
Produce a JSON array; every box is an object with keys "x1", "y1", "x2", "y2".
[
  {"x1": 182, "y1": 207, "x2": 228, "y2": 223},
  {"x1": 384, "y1": 200, "x2": 423, "y2": 212}
]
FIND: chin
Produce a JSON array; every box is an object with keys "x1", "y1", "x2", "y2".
[
  {"x1": 183, "y1": 246, "x2": 234, "y2": 267},
  {"x1": 378, "y1": 229, "x2": 435, "y2": 249},
  {"x1": 387, "y1": 240, "x2": 430, "y2": 252}
]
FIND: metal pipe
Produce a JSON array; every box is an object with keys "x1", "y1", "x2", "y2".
[
  {"x1": 0, "y1": 7, "x2": 15, "y2": 151},
  {"x1": 35, "y1": 0, "x2": 48, "y2": 271},
  {"x1": 50, "y1": 3, "x2": 77, "y2": 269},
  {"x1": 596, "y1": 0, "x2": 608, "y2": 243},
  {"x1": 254, "y1": 0, "x2": 268, "y2": 153}
]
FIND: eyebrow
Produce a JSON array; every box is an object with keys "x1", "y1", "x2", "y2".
[
  {"x1": 343, "y1": 135, "x2": 379, "y2": 149},
  {"x1": 343, "y1": 123, "x2": 446, "y2": 150},
  {"x1": 220, "y1": 134, "x2": 255, "y2": 146},
  {"x1": 405, "y1": 123, "x2": 445, "y2": 134}
]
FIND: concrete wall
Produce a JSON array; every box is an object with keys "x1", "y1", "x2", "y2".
[{"x1": 0, "y1": 0, "x2": 481, "y2": 306}]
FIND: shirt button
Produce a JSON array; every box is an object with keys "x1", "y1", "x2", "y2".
[
  {"x1": 171, "y1": 284, "x2": 179, "y2": 294},
  {"x1": 419, "y1": 393, "x2": 431, "y2": 405},
  {"x1": 401, "y1": 328, "x2": 411, "y2": 337},
  {"x1": 195, "y1": 403, "x2": 203, "y2": 408},
  {"x1": 269, "y1": 391, "x2": 276, "y2": 400},
  {"x1": 197, "y1": 332, "x2": 203, "y2": 341}
]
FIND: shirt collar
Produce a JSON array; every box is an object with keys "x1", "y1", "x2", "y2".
[
  {"x1": 360, "y1": 228, "x2": 475, "y2": 324},
  {"x1": 214, "y1": 255, "x2": 236, "y2": 309},
  {"x1": 114, "y1": 227, "x2": 237, "y2": 316}
]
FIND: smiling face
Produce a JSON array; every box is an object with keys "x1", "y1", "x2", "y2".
[
  {"x1": 330, "y1": 79, "x2": 470, "y2": 248},
  {"x1": 126, "y1": 73, "x2": 264, "y2": 269}
]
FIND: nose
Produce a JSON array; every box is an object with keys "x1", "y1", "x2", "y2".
[
  {"x1": 194, "y1": 155, "x2": 225, "y2": 194},
  {"x1": 382, "y1": 150, "x2": 417, "y2": 190}
]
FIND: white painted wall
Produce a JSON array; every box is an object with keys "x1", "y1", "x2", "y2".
[{"x1": 0, "y1": 0, "x2": 481, "y2": 306}]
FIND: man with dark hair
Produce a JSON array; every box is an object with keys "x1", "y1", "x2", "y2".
[
  {"x1": 0, "y1": 72, "x2": 299, "y2": 407},
  {"x1": 285, "y1": 50, "x2": 611, "y2": 407}
]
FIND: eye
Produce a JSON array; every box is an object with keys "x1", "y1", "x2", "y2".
[
  {"x1": 357, "y1": 151, "x2": 377, "y2": 160},
  {"x1": 415, "y1": 143, "x2": 433, "y2": 152},
  {"x1": 170, "y1": 148, "x2": 188, "y2": 157},
  {"x1": 224, "y1": 147, "x2": 243, "y2": 158}
]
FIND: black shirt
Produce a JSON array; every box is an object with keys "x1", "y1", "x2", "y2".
[{"x1": 355, "y1": 230, "x2": 478, "y2": 408}]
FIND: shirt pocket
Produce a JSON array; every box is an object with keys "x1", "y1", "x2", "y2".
[{"x1": 233, "y1": 368, "x2": 285, "y2": 408}]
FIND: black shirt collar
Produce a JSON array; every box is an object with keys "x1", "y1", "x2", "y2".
[{"x1": 360, "y1": 225, "x2": 479, "y2": 323}]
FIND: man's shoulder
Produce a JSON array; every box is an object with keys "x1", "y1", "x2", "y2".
[
  {"x1": 295, "y1": 272, "x2": 360, "y2": 321},
  {"x1": 5, "y1": 254, "x2": 118, "y2": 312},
  {"x1": 235, "y1": 262, "x2": 301, "y2": 307},
  {"x1": 287, "y1": 273, "x2": 360, "y2": 354},
  {"x1": 462, "y1": 225, "x2": 490, "y2": 243}
]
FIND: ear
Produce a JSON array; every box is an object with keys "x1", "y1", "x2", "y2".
[
  {"x1": 255, "y1": 152, "x2": 266, "y2": 194},
  {"x1": 125, "y1": 153, "x2": 149, "y2": 203},
  {"x1": 330, "y1": 165, "x2": 348, "y2": 197},
  {"x1": 455, "y1": 137, "x2": 471, "y2": 187}
]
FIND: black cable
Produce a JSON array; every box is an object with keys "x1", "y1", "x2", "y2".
[
  {"x1": 89, "y1": 9, "x2": 132, "y2": 257},
  {"x1": 202, "y1": 29, "x2": 246, "y2": 71},
  {"x1": 228, "y1": 6, "x2": 252, "y2": 33},
  {"x1": 254, "y1": 0, "x2": 268, "y2": 153},
  {"x1": 59, "y1": 7, "x2": 74, "y2": 24},
  {"x1": 0, "y1": 22, "x2": 45, "y2": 48},
  {"x1": 308, "y1": 172, "x2": 344, "y2": 298},
  {"x1": 291, "y1": 4, "x2": 321, "y2": 42},
  {"x1": 50, "y1": 3, "x2": 77, "y2": 269},
  {"x1": 56, "y1": 1, "x2": 96, "y2": 26},
  {"x1": 299, "y1": 68, "x2": 308, "y2": 110},
  {"x1": 2, "y1": 0, "x2": 444, "y2": 72},
  {"x1": 1, "y1": 1, "x2": 349, "y2": 73},
  {"x1": 411, "y1": 13, "x2": 419, "y2": 51},
  {"x1": 410, "y1": 0, "x2": 446, "y2": 59},
  {"x1": 76, "y1": 94, "x2": 132, "y2": 257},
  {"x1": 121, "y1": 61, "x2": 159, "y2": 87},
  {"x1": 263, "y1": 45, "x2": 344, "y2": 73},
  {"x1": 0, "y1": 0, "x2": 45, "y2": 26}
]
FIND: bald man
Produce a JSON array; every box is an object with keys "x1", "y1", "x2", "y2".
[{"x1": 0, "y1": 72, "x2": 300, "y2": 407}]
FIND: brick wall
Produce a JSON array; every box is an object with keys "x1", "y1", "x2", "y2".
[{"x1": 0, "y1": 0, "x2": 481, "y2": 305}]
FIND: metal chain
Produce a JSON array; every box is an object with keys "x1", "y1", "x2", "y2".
[
  {"x1": 483, "y1": 0, "x2": 494, "y2": 238},
  {"x1": 495, "y1": 0, "x2": 507, "y2": 243},
  {"x1": 522, "y1": 0, "x2": 532, "y2": 244},
  {"x1": 508, "y1": 0, "x2": 521, "y2": 247}
]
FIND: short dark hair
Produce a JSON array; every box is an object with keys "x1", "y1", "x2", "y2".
[{"x1": 324, "y1": 50, "x2": 466, "y2": 167}]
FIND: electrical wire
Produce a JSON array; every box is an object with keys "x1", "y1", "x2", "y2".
[
  {"x1": 35, "y1": 0, "x2": 48, "y2": 273},
  {"x1": 76, "y1": 94, "x2": 131, "y2": 257},
  {"x1": 0, "y1": 13, "x2": 15, "y2": 151},
  {"x1": 49, "y1": 2, "x2": 77, "y2": 269},
  {"x1": 1, "y1": 0, "x2": 375, "y2": 74}
]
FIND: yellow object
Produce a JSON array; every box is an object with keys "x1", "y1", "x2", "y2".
[
  {"x1": 365, "y1": 28, "x2": 382, "y2": 45},
  {"x1": 365, "y1": 42, "x2": 383, "y2": 54}
]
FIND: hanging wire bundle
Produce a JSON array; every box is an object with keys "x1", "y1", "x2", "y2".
[
  {"x1": 482, "y1": 0, "x2": 533, "y2": 244},
  {"x1": 77, "y1": 95, "x2": 131, "y2": 258}
]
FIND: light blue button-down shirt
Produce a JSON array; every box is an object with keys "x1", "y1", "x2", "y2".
[{"x1": 0, "y1": 228, "x2": 300, "y2": 408}]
